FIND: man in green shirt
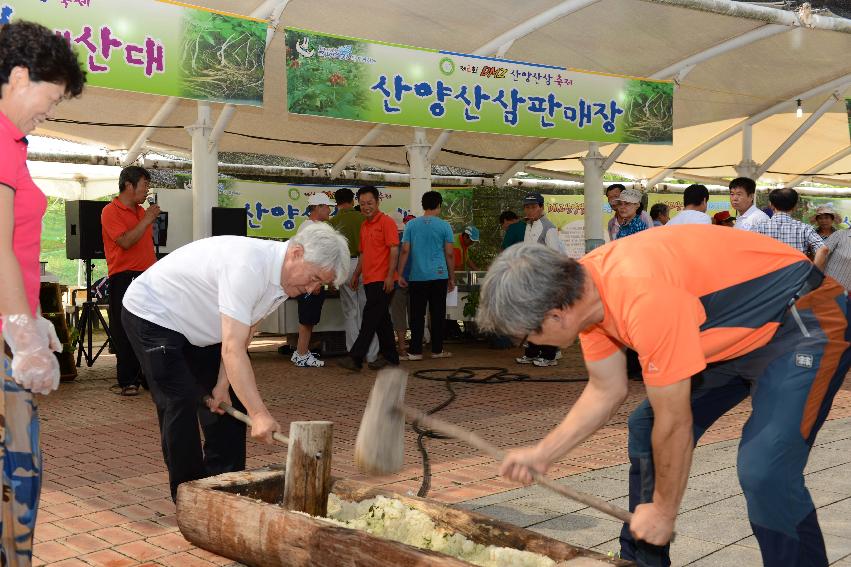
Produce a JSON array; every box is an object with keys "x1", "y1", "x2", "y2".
[
  {"x1": 500, "y1": 210, "x2": 526, "y2": 249},
  {"x1": 329, "y1": 188, "x2": 377, "y2": 361}
]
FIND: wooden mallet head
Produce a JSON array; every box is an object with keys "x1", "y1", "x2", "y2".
[{"x1": 354, "y1": 368, "x2": 409, "y2": 475}]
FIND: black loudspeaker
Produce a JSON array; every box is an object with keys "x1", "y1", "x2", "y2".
[
  {"x1": 212, "y1": 207, "x2": 247, "y2": 237},
  {"x1": 65, "y1": 200, "x2": 108, "y2": 259}
]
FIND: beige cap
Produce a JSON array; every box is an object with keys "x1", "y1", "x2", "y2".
[
  {"x1": 813, "y1": 205, "x2": 837, "y2": 220},
  {"x1": 618, "y1": 188, "x2": 642, "y2": 204}
]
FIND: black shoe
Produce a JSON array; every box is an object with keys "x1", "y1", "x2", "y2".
[
  {"x1": 336, "y1": 357, "x2": 363, "y2": 372},
  {"x1": 367, "y1": 356, "x2": 399, "y2": 370},
  {"x1": 277, "y1": 344, "x2": 294, "y2": 356}
]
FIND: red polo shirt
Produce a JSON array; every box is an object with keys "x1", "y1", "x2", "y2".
[
  {"x1": 101, "y1": 198, "x2": 156, "y2": 275},
  {"x1": 0, "y1": 110, "x2": 47, "y2": 324},
  {"x1": 359, "y1": 211, "x2": 399, "y2": 284}
]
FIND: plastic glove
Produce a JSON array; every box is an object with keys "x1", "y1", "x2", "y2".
[
  {"x1": 1, "y1": 314, "x2": 60, "y2": 395},
  {"x1": 37, "y1": 316, "x2": 62, "y2": 353}
]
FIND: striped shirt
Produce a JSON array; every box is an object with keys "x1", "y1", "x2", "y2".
[
  {"x1": 824, "y1": 229, "x2": 851, "y2": 289},
  {"x1": 750, "y1": 212, "x2": 825, "y2": 256}
]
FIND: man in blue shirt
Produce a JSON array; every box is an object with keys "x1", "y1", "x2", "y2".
[{"x1": 397, "y1": 191, "x2": 456, "y2": 360}]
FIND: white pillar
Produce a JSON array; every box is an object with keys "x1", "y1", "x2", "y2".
[
  {"x1": 581, "y1": 143, "x2": 605, "y2": 252},
  {"x1": 187, "y1": 102, "x2": 218, "y2": 240},
  {"x1": 407, "y1": 128, "x2": 431, "y2": 216},
  {"x1": 734, "y1": 124, "x2": 759, "y2": 179}
]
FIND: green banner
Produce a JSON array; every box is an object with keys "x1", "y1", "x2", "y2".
[
  {"x1": 217, "y1": 181, "x2": 472, "y2": 240},
  {"x1": 285, "y1": 28, "x2": 673, "y2": 144},
  {"x1": 4, "y1": 0, "x2": 267, "y2": 105}
]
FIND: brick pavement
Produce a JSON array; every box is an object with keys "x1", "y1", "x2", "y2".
[{"x1": 32, "y1": 336, "x2": 851, "y2": 566}]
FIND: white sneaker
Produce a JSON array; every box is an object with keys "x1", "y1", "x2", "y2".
[
  {"x1": 404, "y1": 353, "x2": 423, "y2": 361},
  {"x1": 430, "y1": 351, "x2": 453, "y2": 359},
  {"x1": 292, "y1": 351, "x2": 325, "y2": 367},
  {"x1": 515, "y1": 355, "x2": 535, "y2": 364},
  {"x1": 533, "y1": 357, "x2": 558, "y2": 367},
  {"x1": 555, "y1": 350, "x2": 563, "y2": 360}
]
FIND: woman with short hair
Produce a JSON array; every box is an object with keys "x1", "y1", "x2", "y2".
[{"x1": 0, "y1": 20, "x2": 86, "y2": 564}]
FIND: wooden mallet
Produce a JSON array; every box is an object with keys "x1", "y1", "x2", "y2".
[{"x1": 354, "y1": 368, "x2": 632, "y2": 525}]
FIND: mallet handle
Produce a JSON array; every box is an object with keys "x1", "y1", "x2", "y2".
[
  {"x1": 203, "y1": 396, "x2": 290, "y2": 445},
  {"x1": 402, "y1": 405, "x2": 633, "y2": 525}
]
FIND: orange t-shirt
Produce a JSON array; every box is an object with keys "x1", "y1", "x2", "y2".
[
  {"x1": 101, "y1": 198, "x2": 156, "y2": 276},
  {"x1": 578, "y1": 224, "x2": 814, "y2": 387},
  {"x1": 359, "y1": 211, "x2": 400, "y2": 284}
]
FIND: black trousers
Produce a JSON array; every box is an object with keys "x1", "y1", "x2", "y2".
[
  {"x1": 122, "y1": 308, "x2": 247, "y2": 500},
  {"x1": 525, "y1": 342, "x2": 557, "y2": 361},
  {"x1": 408, "y1": 279, "x2": 448, "y2": 355},
  {"x1": 108, "y1": 271, "x2": 144, "y2": 387},
  {"x1": 350, "y1": 282, "x2": 399, "y2": 365}
]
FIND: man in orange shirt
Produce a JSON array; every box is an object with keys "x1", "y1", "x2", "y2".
[
  {"x1": 101, "y1": 166, "x2": 158, "y2": 396},
  {"x1": 477, "y1": 225, "x2": 850, "y2": 567},
  {"x1": 338, "y1": 186, "x2": 400, "y2": 371}
]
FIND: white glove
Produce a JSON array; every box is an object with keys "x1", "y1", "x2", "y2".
[{"x1": 1, "y1": 314, "x2": 60, "y2": 395}]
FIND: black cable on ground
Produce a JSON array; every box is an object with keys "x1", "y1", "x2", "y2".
[{"x1": 409, "y1": 366, "x2": 588, "y2": 497}]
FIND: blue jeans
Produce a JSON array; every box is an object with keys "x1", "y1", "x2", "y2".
[{"x1": 620, "y1": 283, "x2": 851, "y2": 567}]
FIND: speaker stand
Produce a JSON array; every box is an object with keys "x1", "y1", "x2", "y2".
[{"x1": 73, "y1": 261, "x2": 112, "y2": 367}]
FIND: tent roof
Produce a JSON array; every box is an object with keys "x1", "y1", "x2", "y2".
[{"x1": 36, "y1": 0, "x2": 851, "y2": 184}]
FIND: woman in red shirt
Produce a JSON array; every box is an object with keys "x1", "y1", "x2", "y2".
[{"x1": 0, "y1": 21, "x2": 86, "y2": 564}]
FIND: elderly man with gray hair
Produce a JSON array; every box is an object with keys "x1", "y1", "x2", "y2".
[
  {"x1": 477, "y1": 225, "x2": 851, "y2": 567},
  {"x1": 121, "y1": 224, "x2": 350, "y2": 500}
]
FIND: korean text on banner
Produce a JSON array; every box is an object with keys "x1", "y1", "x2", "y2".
[
  {"x1": 285, "y1": 28, "x2": 674, "y2": 145},
  {"x1": 4, "y1": 0, "x2": 267, "y2": 105}
]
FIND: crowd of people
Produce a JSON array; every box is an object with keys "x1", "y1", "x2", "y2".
[{"x1": 3, "y1": 18, "x2": 851, "y2": 567}]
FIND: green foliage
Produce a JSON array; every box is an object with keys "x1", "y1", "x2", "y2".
[
  {"x1": 621, "y1": 80, "x2": 674, "y2": 144},
  {"x1": 180, "y1": 11, "x2": 266, "y2": 102},
  {"x1": 285, "y1": 33, "x2": 369, "y2": 117},
  {"x1": 462, "y1": 288, "x2": 479, "y2": 320}
]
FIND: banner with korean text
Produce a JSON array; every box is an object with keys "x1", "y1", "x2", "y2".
[
  {"x1": 218, "y1": 181, "x2": 472, "y2": 240},
  {"x1": 285, "y1": 28, "x2": 674, "y2": 144},
  {"x1": 4, "y1": 0, "x2": 267, "y2": 105}
]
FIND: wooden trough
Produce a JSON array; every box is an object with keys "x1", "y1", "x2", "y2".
[{"x1": 176, "y1": 466, "x2": 633, "y2": 567}]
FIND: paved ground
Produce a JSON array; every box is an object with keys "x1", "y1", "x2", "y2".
[{"x1": 31, "y1": 334, "x2": 851, "y2": 566}]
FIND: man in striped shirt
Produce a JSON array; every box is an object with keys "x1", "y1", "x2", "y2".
[
  {"x1": 750, "y1": 188, "x2": 827, "y2": 269},
  {"x1": 824, "y1": 228, "x2": 851, "y2": 289}
]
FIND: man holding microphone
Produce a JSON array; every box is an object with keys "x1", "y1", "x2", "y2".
[{"x1": 101, "y1": 166, "x2": 158, "y2": 396}]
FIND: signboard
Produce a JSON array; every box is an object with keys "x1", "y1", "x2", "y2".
[
  {"x1": 285, "y1": 28, "x2": 674, "y2": 144},
  {"x1": 4, "y1": 0, "x2": 267, "y2": 105},
  {"x1": 219, "y1": 181, "x2": 472, "y2": 239},
  {"x1": 544, "y1": 193, "x2": 736, "y2": 258}
]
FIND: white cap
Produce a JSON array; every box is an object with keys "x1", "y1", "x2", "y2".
[
  {"x1": 307, "y1": 193, "x2": 333, "y2": 207},
  {"x1": 618, "y1": 188, "x2": 642, "y2": 204}
]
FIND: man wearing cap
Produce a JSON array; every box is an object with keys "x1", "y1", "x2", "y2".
[
  {"x1": 750, "y1": 188, "x2": 827, "y2": 270},
  {"x1": 290, "y1": 193, "x2": 333, "y2": 368},
  {"x1": 812, "y1": 205, "x2": 838, "y2": 240},
  {"x1": 729, "y1": 177, "x2": 769, "y2": 231},
  {"x1": 665, "y1": 184, "x2": 711, "y2": 226},
  {"x1": 713, "y1": 211, "x2": 736, "y2": 227},
  {"x1": 454, "y1": 225, "x2": 481, "y2": 272},
  {"x1": 329, "y1": 188, "x2": 379, "y2": 363},
  {"x1": 517, "y1": 192, "x2": 566, "y2": 367}
]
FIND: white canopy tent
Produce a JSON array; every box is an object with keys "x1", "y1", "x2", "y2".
[{"x1": 32, "y1": 0, "x2": 851, "y2": 249}]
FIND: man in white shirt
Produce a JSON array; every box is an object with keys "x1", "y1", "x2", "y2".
[
  {"x1": 730, "y1": 177, "x2": 769, "y2": 231},
  {"x1": 121, "y1": 224, "x2": 349, "y2": 499},
  {"x1": 518, "y1": 192, "x2": 564, "y2": 367},
  {"x1": 291, "y1": 193, "x2": 333, "y2": 368},
  {"x1": 667, "y1": 184, "x2": 712, "y2": 225}
]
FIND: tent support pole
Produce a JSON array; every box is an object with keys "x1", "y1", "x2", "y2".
[
  {"x1": 581, "y1": 143, "x2": 606, "y2": 252},
  {"x1": 407, "y1": 128, "x2": 431, "y2": 216},
  {"x1": 188, "y1": 102, "x2": 218, "y2": 241}
]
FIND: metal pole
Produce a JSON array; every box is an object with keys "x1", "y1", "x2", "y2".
[
  {"x1": 407, "y1": 129, "x2": 432, "y2": 217},
  {"x1": 581, "y1": 143, "x2": 605, "y2": 252},
  {"x1": 187, "y1": 102, "x2": 218, "y2": 240}
]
